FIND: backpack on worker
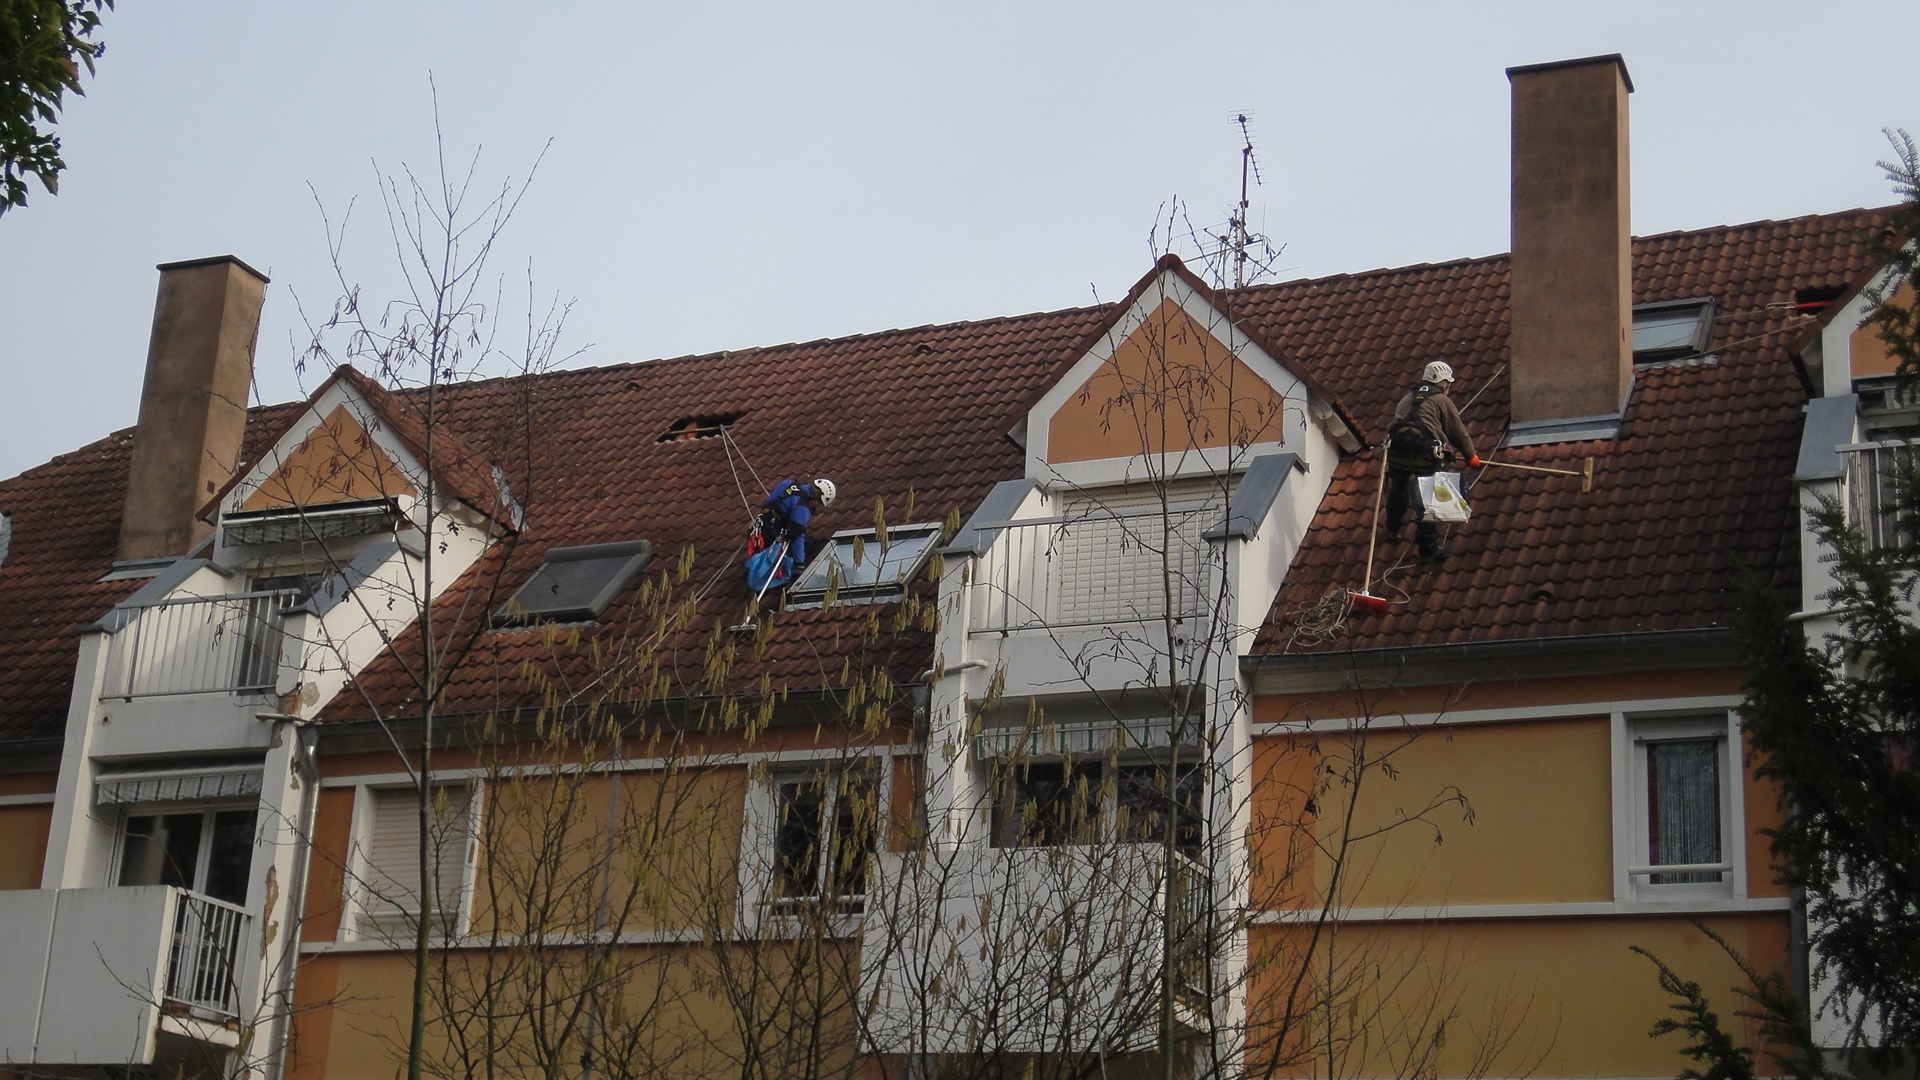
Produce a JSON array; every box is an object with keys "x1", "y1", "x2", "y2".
[{"x1": 1385, "y1": 386, "x2": 1444, "y2": 473}]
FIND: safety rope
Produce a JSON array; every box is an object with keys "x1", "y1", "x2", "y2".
[{"x1": 718, "y1": 426, "x2": 768, "y2": 527}]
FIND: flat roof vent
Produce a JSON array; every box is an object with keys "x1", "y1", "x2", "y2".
[{"x1": 494, "y1": 540, "x2": 652, "y2": 626}]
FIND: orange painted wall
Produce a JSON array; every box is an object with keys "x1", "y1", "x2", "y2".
[
  {"x1": 239, "y1": 404, "x2": 416, "y2": 512},
  {"x1": 1850, "y1": 278, "x2": 1916, "y2": 379},
  {"x1": 0, "y1": 804, "x2": 51, "y2": 889},
  {"x1": 1047, "y1": 299, "x2": 1288, "y2": 464}
]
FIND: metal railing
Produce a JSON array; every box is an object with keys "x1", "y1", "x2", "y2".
[
  {"x1": 166, "y1": 891, "x2": 250, "y2": 1019},
  {"x1": 1846, "y1": 442, "x2": 1916, "y2": 552},
  {"x1": 101, "y1": 590, "x2": 299, "y2": 699},
  {"x1": 1163, "y1": 851, "x2": 1211, "y2": 999},
  {"x1": 967, "y1": 509, "x2": 1216, "y2": 633}
]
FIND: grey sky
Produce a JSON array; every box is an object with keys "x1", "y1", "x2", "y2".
[{"x1": 0, "y1": 2, "x2": 1913, "y2": 479}]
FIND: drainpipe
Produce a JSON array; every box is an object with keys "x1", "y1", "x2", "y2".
[{"x1": 260, "y1": 717, "x2": 321, "y2": 1080}]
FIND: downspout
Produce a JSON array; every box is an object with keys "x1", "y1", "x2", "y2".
[{"x1": 266, "y1": 720, "x2": 321, "y2": 1080}]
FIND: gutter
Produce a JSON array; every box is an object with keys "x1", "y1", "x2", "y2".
[{"x1": 1241, "y1": 627, "x2": 1741, "y2": 694}]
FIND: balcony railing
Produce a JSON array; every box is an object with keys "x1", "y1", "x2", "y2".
[
  {"x1": 101, "y1": 590, "x2": 300, "y2": 699},
  {"x1": 167, "y1": 891, "x2": 249, "y2": 1019},
  {"x1": 1846, "y1": 442, "x2": 1916, "y2": 552},
  {"x1": 967, "y1": 509, "x2": 1216, "y2": 633}
]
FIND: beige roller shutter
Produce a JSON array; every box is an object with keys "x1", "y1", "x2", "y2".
[
  {"x1": 362, "y1": 785, "x2": 475, "y2": 936},
  {"x1": 1056, "y1": 481, "x2": 1226, "y2": 626}
]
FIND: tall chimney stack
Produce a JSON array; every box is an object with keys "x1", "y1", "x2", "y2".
[
  {"x1": 117, "y1": 256, "x2": 268, "y2": 561},
  {"x1": 1506, "y1": 54, "x2": 1634, "y2": 439}
]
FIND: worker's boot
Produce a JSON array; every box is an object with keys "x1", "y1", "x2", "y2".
[{"x1": 1419, "y1": 541, "x2": 1455, "y2": 563}]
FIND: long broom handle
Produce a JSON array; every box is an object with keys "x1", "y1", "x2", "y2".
[
  {"x1": 1479, "y1": 458, "x2": 1581, "y2": 477},
  {"x1": 1362, "y1": 452, "x2": 1389, "y2": 594}
]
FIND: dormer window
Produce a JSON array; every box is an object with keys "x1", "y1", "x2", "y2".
[
  {"x1": 222, "y1": 498, "x2": 404, "y2": 547},
  {"x1": 785, "y1": 523, "x2": 942, "y2": 608},
  {"x1": 493, "y1": 540, "x2": 653, "y2": 626},
  {"x1": 1631, "y1": 299, "x2": 1714, "y2": 363}
]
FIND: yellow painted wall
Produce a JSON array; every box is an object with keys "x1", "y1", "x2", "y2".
[
  {"x1": 1255, "y1": 718, "x2": 1614, "y2": 910},
  {"x1": 1247, "y1": 913, "x2": 1792, "y2": 1079},
  {"x1": 292, "y1": 941, "x2": 861, "y2": 1080},
  {"x1": 0, "y1": 804, "x2": 51, "y2": 889},
  {"x1": 1047, "y1": 299, "x2": 1288, "y2": 464},
  {"x1": 239, "y1": 404, "x2": 416, "y2": 511}
]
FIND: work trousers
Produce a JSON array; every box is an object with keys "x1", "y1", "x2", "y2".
[{"x1": 1384, "y1": 468, "x2": 1439, "y2": 556}]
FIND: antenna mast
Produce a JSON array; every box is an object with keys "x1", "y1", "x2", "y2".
[{"x1": 1228, "y1": 113, "x2": 1267, "y2": 288}]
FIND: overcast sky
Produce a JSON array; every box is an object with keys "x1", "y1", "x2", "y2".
[{"x1": 0, "y1": 1, "x2": 1914, "y2": 478}]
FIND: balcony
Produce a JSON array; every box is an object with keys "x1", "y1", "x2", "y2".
[
  {"x1": 1845, "y1": 441, "x2": 1916, "y2": 551},
  {"x1": 100, "y1": 589, "x2": 299, "y2": 700},
  {"x1": 0, "y1": 886, "x2": 252, "y2": 1066},
  {"x1": 966, "y1": 509, "x2": 1216, "y2": 634},
  {"x1": 858, "y1": 844, "x2": 1210, "y2": 1055}
]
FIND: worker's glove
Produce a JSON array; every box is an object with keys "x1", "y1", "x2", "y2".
[{"x1": 1468, "y1": 454, "x2": 1483, "y2": 467}]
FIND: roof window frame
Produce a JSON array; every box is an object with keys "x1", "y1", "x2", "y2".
[
  {"x1": 492, "y1": 539, "x2": 653, "y2": 627},
  {"x1": 1631, "y1": 297, "x2": 1716, "y2": 364},
  {"x1": 784, "y1": 523, "x2": 944, "y2": 609}
]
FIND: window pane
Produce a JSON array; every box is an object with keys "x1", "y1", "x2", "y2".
[
  {"x1": 794, "y1": 528, "x2": 939, "y2": 594},
  {"x1": 1632, "y1": 308, "x2": 1705, "y2": 353},
  {"x1": 826, "y1": 773, "x2": 876, "y2": 901},
  {"x1": 203, "y1": 810, "x2": 258, "y2": 905},
  {"x1": 119, "y1": 813, "x2": 204, "y2": 890},
  {"x1": 774, "y1": 781, "x2": 827, "y2": 899},
  {"x1": 1647, "y1": 739, "x2": 1722, "y2": 884},
  {"x1": 993, "y1": 762, "x2": 1101, "y2": 847},
  {"x1": 1112, "y1": 764, "x2": 1204, "y2": 855}
]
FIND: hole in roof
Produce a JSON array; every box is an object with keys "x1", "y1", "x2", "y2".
[
  {"x1": 493, "y1": 540, "x2": 652, "y2": 626},
  {"x1": 658, "y1": 414, "x2": 742, "y2": 443},
  {"x1": 1632, "y1": 299, "x2": 1714, "y2": 363},
  {"x1": 1792, "y1": 284, "x2": 1846, "y2": 314}
]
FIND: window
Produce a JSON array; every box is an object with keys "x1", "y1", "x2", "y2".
[
  {"x1": 1630, "y1": 719, "x2": 1731, "y2": 894},
  {"x1": 991, "y1": 758, "x2": 1202, "y2": 854},
  {"x1": 1631, "y1": 299, "x2": 1715, "y2": 362},
  {"x1": 358, "y1": 785, "x2": 477, "y2": 937},
  {"x1": 785, "y1": 523, "x2": 942, "y2": 607},
  {"x1": 768, "y1": 768, "x2": 876, "y2": 912},
  {"x1": 118, "y1": 806, "x2": 258, "y2": 906},
  {"x1": 494, "y1": 540, "x2": 653, "y2": 625}
]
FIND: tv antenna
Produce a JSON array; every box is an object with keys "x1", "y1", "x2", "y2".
[{"x1": 1206, "y1": 112, "x2": 1283, "y2": 288}]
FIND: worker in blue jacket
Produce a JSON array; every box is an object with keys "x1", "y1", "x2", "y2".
[{"x1": 747, "y1": 477, "x2": 837, "y2": 593}]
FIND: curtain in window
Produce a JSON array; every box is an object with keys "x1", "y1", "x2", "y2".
[{"x1": 1647, "y1": 739, "x2": 1721, "y2": 884}]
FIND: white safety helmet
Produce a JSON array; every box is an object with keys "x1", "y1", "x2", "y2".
[
  {"x1": 1422, "y1": 360, "x2": 1456, "y2": 385},
  {"x1": 813, "y1": 478, "x2": 837, "y2": 506}
]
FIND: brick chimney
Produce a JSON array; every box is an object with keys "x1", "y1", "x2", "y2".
[
  {"x1": 1506, "y1": 54, "x2": 1634, "y2": 442},
  {"x1": 117, "y1": 256, "x2": 269, "y2": 561}
]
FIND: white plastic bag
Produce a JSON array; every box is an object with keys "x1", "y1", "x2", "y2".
[{"x1": 1419, "y1": 471, "x2": 1470, "y2": 523}]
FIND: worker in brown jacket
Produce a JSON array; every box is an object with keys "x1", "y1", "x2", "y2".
[{"x1": 1383, "y1": 360, "x2": 1480, "y2": 561}]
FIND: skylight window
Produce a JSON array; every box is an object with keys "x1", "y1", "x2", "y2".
[
  {"x1": 786, "y1": 524, "x2": 943, "y2": 607},
  {"x1": 494, "y1": 540, "x2": 652, "y2": 626},
  {"x1": 1632, "y1": 299, "x2": 1714, "y2": 362}
]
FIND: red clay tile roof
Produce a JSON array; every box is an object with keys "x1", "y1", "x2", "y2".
[
  {"x1": 1252, "y1": 206, "x2": 1895, "y2": 655},
  {"x1": 0, "y1": 405, "x2": 303, "y2": 742},
  {"x1": 0, "y1": 206, "x2": 1894, "y2": 740}
]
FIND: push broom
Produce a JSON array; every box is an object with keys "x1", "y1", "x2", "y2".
[{"x1": 1349, "y1": 456, "x2": 1393, "y2": 615}]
